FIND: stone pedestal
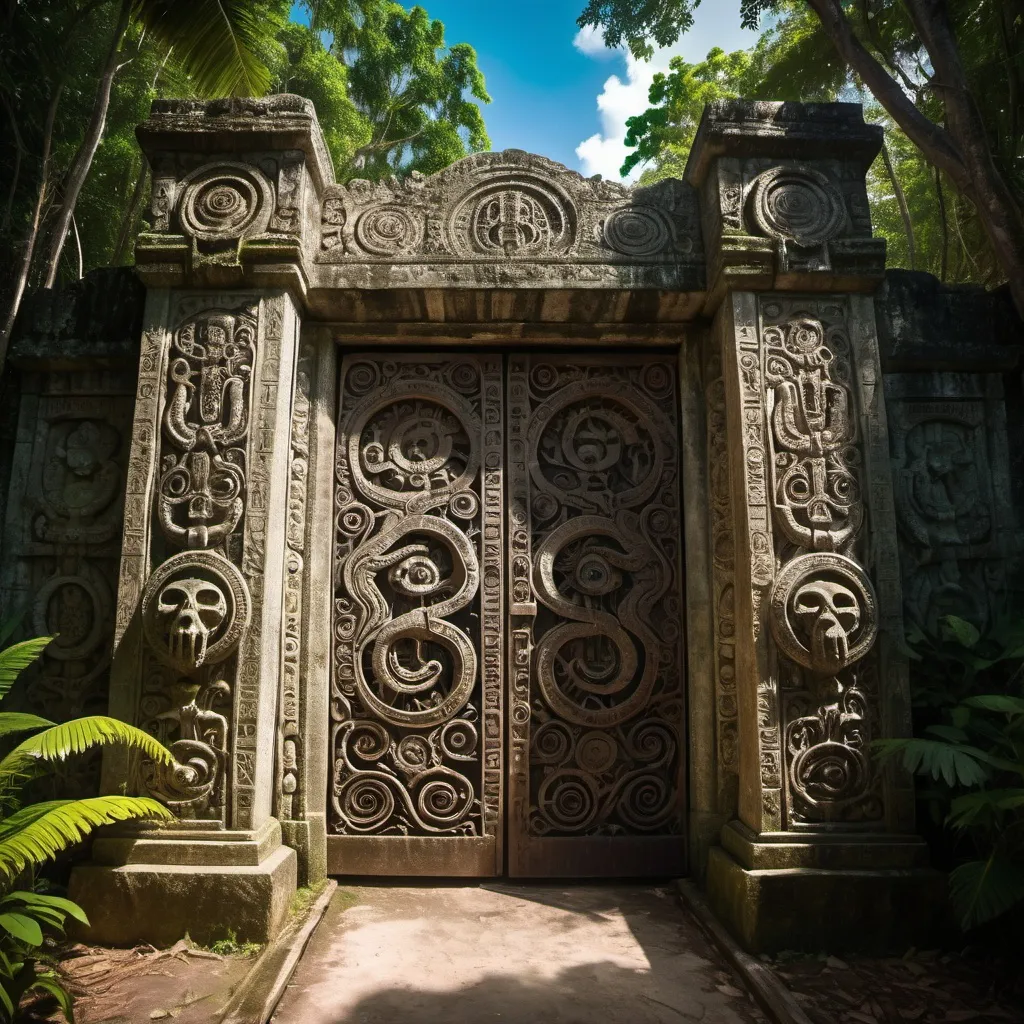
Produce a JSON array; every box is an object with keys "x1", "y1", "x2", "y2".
[{"x1": 686, "y1": 101, "x2": 941, "y2": 951}]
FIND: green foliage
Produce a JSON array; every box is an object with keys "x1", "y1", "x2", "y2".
[
  {"x1": 205, "y1": 930, "x2": 263, "y2": 958},
  {"x1": 0, "y1": 635, "x2": 175, "y2": 1019},
  {"x1": 598, "y1": 0, "x2": 1023, "y2": 288},
  {"x1": 874, "y1": 614, "x2": 1024, "y2": 930}
]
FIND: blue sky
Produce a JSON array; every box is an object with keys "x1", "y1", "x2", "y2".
[
  {"x1": 295, "y1": 2, "x2": 760, "y2": 182},
  {"x1": 420, "y1": 1, "x2": 759, "y2": 180}
]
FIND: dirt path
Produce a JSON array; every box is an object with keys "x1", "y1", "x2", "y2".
[{"x1": 271, "y1": 883, "x2": 768, "y2": 1024}]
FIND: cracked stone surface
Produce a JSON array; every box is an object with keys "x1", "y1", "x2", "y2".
[{"x1": 271, "y1": 884, "x2": 768, "y2": 1024}]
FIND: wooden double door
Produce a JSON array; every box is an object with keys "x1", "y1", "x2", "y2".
[{"x1": 327, "y1": 351, "x2": 687, "y2": 877}]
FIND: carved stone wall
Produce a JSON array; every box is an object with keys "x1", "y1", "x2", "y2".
[{"x1": 0, "y1": 271, "x2": 143, "y2": 790}]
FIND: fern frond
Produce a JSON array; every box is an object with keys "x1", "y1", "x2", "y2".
[
  {"x1": 872, "y1": 738, "x2": 991, "y2": 787},
  {"x1": 0, "y1": 716, "x2": 174, "y2": 796},
  {"x1": 0, "y1": 637, "x2": 55, "y2": 699},
  {"x1": 0, "y1": 796, "x2": 172, "y2": 881}
]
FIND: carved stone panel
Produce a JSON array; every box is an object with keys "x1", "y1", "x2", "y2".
[
  {"x1": 886, "y1": 374, "x2": 1019, "y2": 637},
  {"x1": 329, "y1": 354, "x2": 503, "y2": 874},
  {"x1": 507, "y1": 355, "x2": 686, "y2": 877}
]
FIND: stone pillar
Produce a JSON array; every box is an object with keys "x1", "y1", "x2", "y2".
[
  {"x1": 687, "y1": 101, "x2": 944, "y2": 952},
  {"x1": 69, "y1": 98, "x2": 333, "y2": 945}
]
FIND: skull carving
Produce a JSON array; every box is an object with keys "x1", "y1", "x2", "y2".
[
  {"x1": 792, "y1": 579, "x2": 861, "y2": 673},
  {"x1": 156, "y1": 578, "x2": 227, "y2": 671}
]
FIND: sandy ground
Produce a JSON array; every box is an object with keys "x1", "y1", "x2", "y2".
[{"x1": 271, "y1": 883, "x2": 768, "y2": 1024}]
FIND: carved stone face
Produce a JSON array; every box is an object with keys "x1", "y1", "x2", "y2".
[
  {"x1": 793, "y1": 580, "x2": 861, "y2": 673},
  {"x1": 157, "y1": 579, "x2": 227, "y2": 670}
]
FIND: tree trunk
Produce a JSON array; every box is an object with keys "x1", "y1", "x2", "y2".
[
  {"x1": 40, "y1": 0, "x2": 131, "y2": 289},
  {"x1": 112, "y1": 160, "x2": 149, "y2": 266},
  {"x1": 934, "y1": 165, "x2": 949, "y2": 281},
  {"x1": 0, "y1": 84, "x2": 63, "y2": 371},
  {"x1": 881, "y1": 140, "x2": 915, "y2": 270},
  {"x1": 806, "y1": 0, "x2": 1024, "y2": 317}
]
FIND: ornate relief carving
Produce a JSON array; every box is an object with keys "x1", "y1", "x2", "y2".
[
  {"x1": 317, "y1": 150, "x2": 701, "y2": 266},
  {"x1": 157, "y1": 306, "x2": 256, "y2": 551},
  {"x1": 750, "y1": 168, "x2": 845, "y2": 248},
  {"x1": 136, "y1": 296, "x2": 263, "y2": 823},
  {"x1": 330, "y1": 355, "x2": 502, "y2": 838},
  {"x1": 705, "y1": 357, "x2": 739, "y2": 802},
  {"x1": 887, "y1": 390, "x2": 1012, "y2": 639},
  {"x1": 758, "y1": 297, "x2": 883, "y2": 828},
  {"x1": 508, "y1": 356, "x2": 685, "y2": 839},
  {"x1": 178, "y1": 162, "x2": 274, "y2": 244}
]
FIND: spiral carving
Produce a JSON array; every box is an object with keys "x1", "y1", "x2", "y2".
[
  {"x1": 178, "y1": 164, "x2": 272, "y2": 242},
  {"x1": 602, "y1": 205, "x2": 671, "y2": 256},
  {"x1": 355, "y1": 205, "x2": 422, "y2": 256},
  {"x1": 750, "y1": 168, "x2": 845, "y2": 246}
]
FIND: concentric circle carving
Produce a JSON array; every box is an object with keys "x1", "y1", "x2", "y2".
[
  {"x1": 142, "y1": 550, "x2": 251, "y2": 674},
  {"x1": 448, "y1": 177, "x2": 574, "y2": 256},
  {"x1": 178, "y1": 163, "x2": 273, "y2": 241},
  {"x1": 602, "y1": 205, "x2": 670, "y2": 256},
  {"x1": 770, "y1": 552, "x2": 877, "y2": 674},
  {"x1": 355, "y1": 205, "x2": 423, "y2": 256},
  {"x1": 750, "y1": 167, "x2": 845, "y2": 246}
]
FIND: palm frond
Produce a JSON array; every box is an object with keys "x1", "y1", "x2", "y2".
[
  {"x1": 0, "y1": 636, "x2": 55, "y2": 700},
  {"x1": 0, "y1": 796, "x2": 172, "y2": 882},
  {"x1": 131, "y1": 0, "x2": 274, "y2": 96},
  {"x1": 0, "y1": 714, "x2": 54, "y2": 739},
  {"x1": 0, "y1": 716, "x2": 173, "y2": 796},
  {"x1": 872, "y1": 738, "x2": 991, "y2": 787}
]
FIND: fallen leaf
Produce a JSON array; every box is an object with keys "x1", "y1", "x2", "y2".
[{"x1": 716, "y1": 984, "x2": 746, "y2": 998}]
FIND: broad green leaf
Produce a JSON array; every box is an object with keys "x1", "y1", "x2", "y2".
[
  {"x1": 948, "y1": 789, "x2": 1024, "y2": 827},
  {"x1": 0, "y1": 911, "x2": 42, "y2": 946},
  {"x1": 964, "y1": 695, "x2": 1024, "y2": 716},
  {"x1": 0, "y1": 636, "x2": 55, "y2": 699},
  {"x1": 5, "y1": 891, "x2": 88, "y2": 925},
  {"x1": 27, "y1": 971, "x2": 74, "y2": 1023},
  {"x1": 0, "y1": 796, "x2": 172, "y2": 881},
  {"x1": 0, "y1": 713, "x2": 55, "y2": 739},
  {"x1": 0, "y1": 975, "x2": 12, "y2": 1016},
  {"x1": 950, "y1": 855, "x2": 1024, "y2": 930},
  {"x1": 926, "y1": 724, "x2": 969, "y2": 743},
  {"x1": 0, "y1": 613, "x2": 26, "y2": 650},
  {"x1": 941, "y1": 615, "x2": 981, "y2": 649}
]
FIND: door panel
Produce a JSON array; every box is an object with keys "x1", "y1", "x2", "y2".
[
  {"x1": 506, "y1": 355, "x2": 687, "y2": 877},
  {"x1": 327, "y1": 354, "x2": 504, "y2": 876}
]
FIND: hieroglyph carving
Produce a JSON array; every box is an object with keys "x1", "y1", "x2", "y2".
[
  {"x1": 759, "y1": 298, "x2": 883, "y2": 827},
  {"x1": 330, "y1": 355, "x2": 503, "y2": 838},
  {"x1": 277, "y1": 344, "x2": 312, "y2": 819},
  {"x1": 319, "y1": 150, "x2": 700, "y2": 265},
  {"x1": 508, "y1": 357, "x2": 686, "y2": 837},
  {"x1": 705, "y1": 353, "x2": 738, "y2": 807}
]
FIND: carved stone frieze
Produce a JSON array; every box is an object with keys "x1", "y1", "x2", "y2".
[
  {"x1": 330, "y1": 354, "x2": 503, "y2": 839},
  {"x1": 507, "y1": 356, "x2": 686, "y2": 840},
  {"x1": 318, "y1": 150, "x2": 703, "y2": 272}
]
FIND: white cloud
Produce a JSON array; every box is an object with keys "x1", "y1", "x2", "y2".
[
  {"x1": 574, "y1": 7, "x2": 761, "y2": 182},
  {"x1": 576, "y1": 54, "x2": 657, "y2": 181},
  {"x1": 572, "y1": 24, "x2": 617, "y2": 59}
]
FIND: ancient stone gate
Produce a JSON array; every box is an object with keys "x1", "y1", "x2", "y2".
[{"x1": 7, "y1": 94, "x2": 1007, "y2": 950}]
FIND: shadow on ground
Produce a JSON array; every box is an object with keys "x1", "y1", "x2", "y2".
[{"x1": 271, "y1": 883, "x2": 766, "y2": 1024}]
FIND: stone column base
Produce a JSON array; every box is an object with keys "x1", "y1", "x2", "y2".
[
  {"x1": 68, "y1": 819, "x2": 297, "y2": 946},
  {"x1": 705, "y1": 822, "x2": 949, "y2": 953}
]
